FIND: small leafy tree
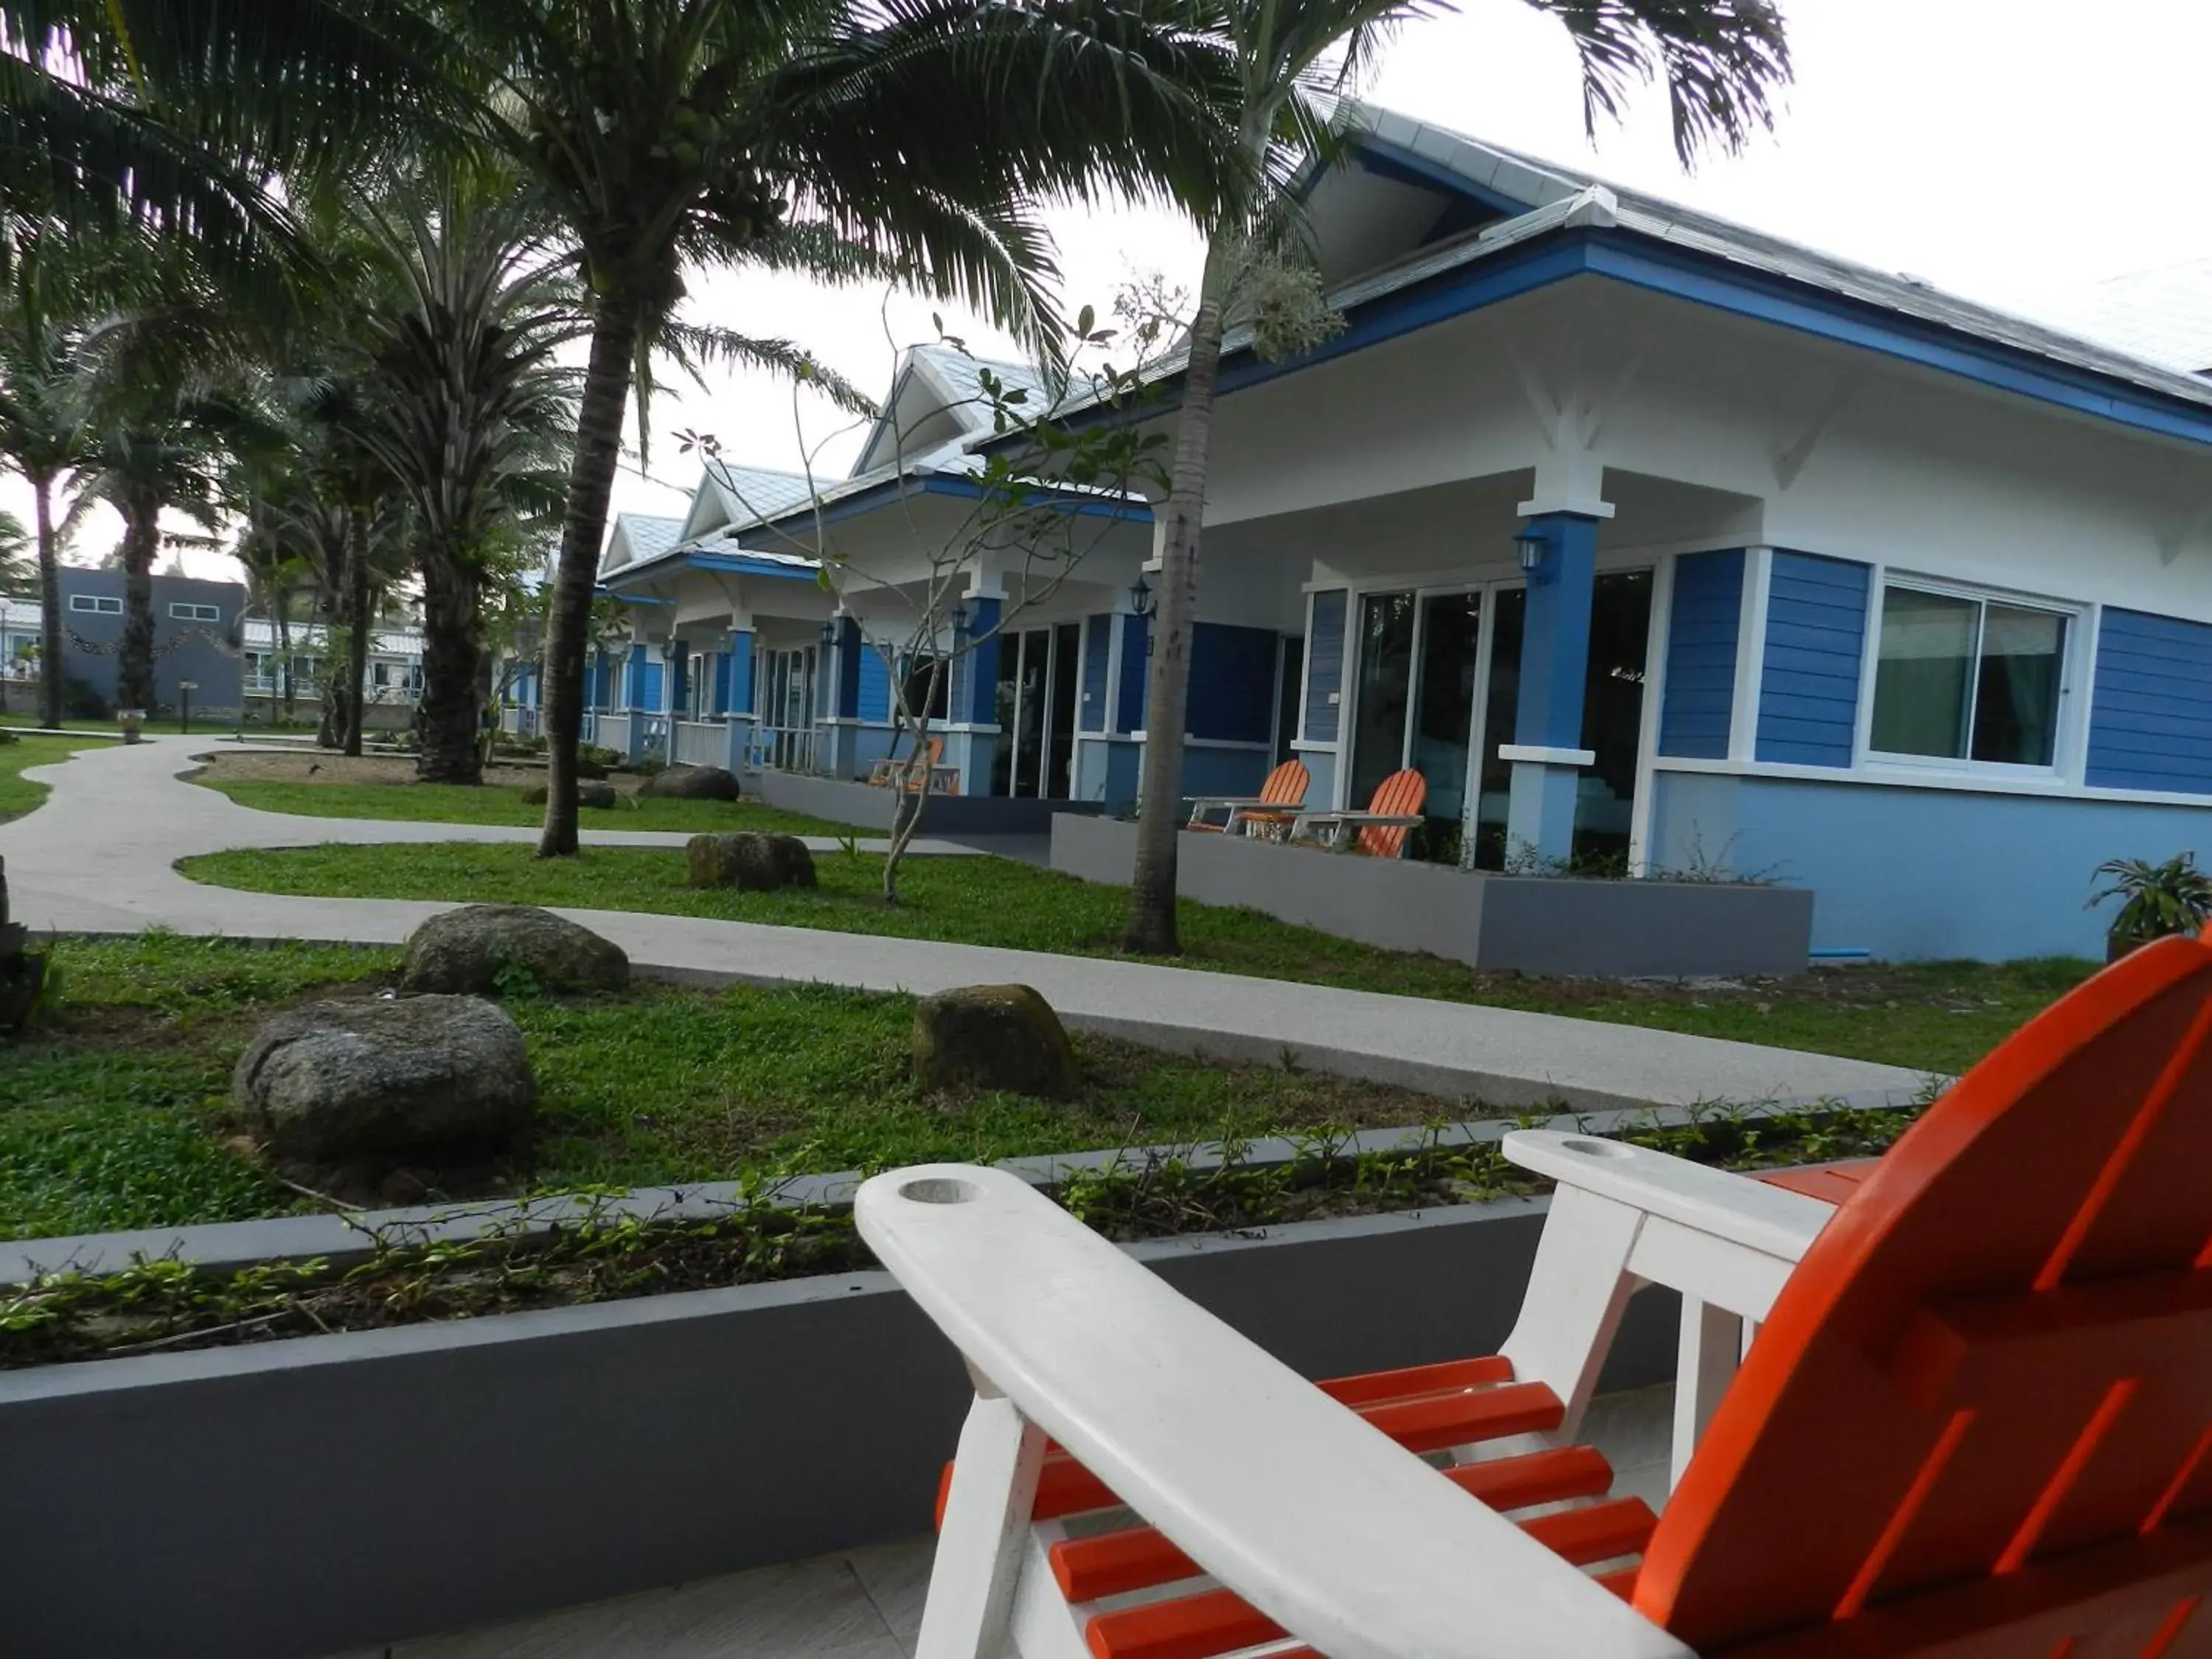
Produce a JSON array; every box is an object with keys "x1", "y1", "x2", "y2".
[
  {"x1": 2090, "y1": 853, "x2": 2212, "y2": 953},
  {"x1": 692, "y1": 302, "x2": 1174, "y2": 902}
]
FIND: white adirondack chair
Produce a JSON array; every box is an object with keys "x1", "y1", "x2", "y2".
[{"x1": 858, "y1": 927, "x2": 2212, "y2": 1659}]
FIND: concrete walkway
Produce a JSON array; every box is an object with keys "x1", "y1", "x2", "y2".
[{"x1": 0, "y1": 736, "x2": 1927, "y2": 1110}]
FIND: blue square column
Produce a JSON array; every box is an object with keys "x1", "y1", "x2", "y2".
[
  {"x1": 939, "y1": 595, "x2": 1002, "y2": 797},
  {"x1": 820, "y1": 616, "x2": 863, "y2": 779},
  {"x1": 723, "y1": 627, "x2": 756, "y2": 773},
  {"x1": 1503, "y1": 512, "x2": 1602, "y2": 865}
]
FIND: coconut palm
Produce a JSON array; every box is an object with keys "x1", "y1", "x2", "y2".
[
  {"x1": 437, "y1": 0, "x2": 1242, "y2": 855},
  {"x1": 1119, "y1": 0, "x2": 1794, "y2": 956},
  {"x1": 0, "y1": 252, "x2": 94, "y2": 728},
  {"x1": 347, "y1": 166, "x2": 581, "y2": 783}
]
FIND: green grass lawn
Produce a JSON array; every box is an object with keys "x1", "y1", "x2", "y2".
[
  {"x1": 2, "y1": 934, "x2": 1464, "y2": 1240},
  {"x1": 175, "y1": 841, "x2": 2096, "y2": 1075},
  {"x1": 0, "y1": 734, "x2": 100, "y2": 822},
  {"x1": 198, "y1": 776, "x2": 860, "y2": 837}
]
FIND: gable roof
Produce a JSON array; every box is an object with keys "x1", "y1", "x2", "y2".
[
  {"x1": 1067, "y1": 101, "x2": 2212, "y2": 446},
  {"x1": 684, "y1": 463, "x2": 817, "y2": 540},
  {"x1": 850, "y1": 343, "x2": 1050, "y2": 476},
  {"x1": 603, "y1": 513, "x2": 685, "y2": 572}
]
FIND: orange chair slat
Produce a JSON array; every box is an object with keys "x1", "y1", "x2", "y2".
[
  {"x1": 1050, "y1": 1446, "x2": 1621, "y2": 1603},
  {"x1": 1312, "y1": 1352, "x2": 1514, "y2": 1407},
  {"x1": 1355, "y1": 768, "x2": 1426, "y2": 859},
  {"x1": 1358, "y1": 1378, "x2": 1562, "y2": 1455},
  {"x1": 1262, "y1": 759, "x2": 1309, "y2": 807},
  {"x1": 1755, "y1": 1162, "x2": 1878, "y2": 1205},
  {"x1": 1635, "y1": 931, "x2": 2212, "y2": 1653},
  {"x1": 1085, "y1": 1585, "x2": 1283, "y2": 1659}
]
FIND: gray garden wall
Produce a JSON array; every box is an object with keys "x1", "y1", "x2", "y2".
[
  {"x1": 756, "y1": 770, "x2": 1103, "y2": 835},
  {"x1": 1051, "y1": 815, "x2": 1815, "y2": 978},
  {"x1": 0, "y1": 1195, "x2": 1676, "y2": 1659}
]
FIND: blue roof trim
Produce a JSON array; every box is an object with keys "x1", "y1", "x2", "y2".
[
  {"x1": 1351, "y1": 139, "x2": 1536, "y2": 220},
  {"x1": 605, "y1": 549, "x2": 820, "y2": 588},
  {"x1": 1171, "y1": 229, "x2": 2212, "y2": 451},
  {"x1": 735, "y1": 471, "x2": 1152, "y2": 543}
]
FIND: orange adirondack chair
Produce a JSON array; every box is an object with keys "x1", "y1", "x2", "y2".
[
  {"x1": 869, "y1": 735, "x2": 948, "y2": 792},
  {"x1": 861, "y1": 926, "x2": 2212, "y2": 1659},
  {"x1": 1292, "y1": 767, "x2": 1427, "y2": 858},
  {"x1": 1185, "y1": 759, "x2": 1310, "y2": 837}
]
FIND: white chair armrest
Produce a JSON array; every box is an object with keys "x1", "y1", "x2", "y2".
[
  {"x1": 1503, "y1": 1130, "x2": 1834, "y2": 1265},
  {"x1": 858, "y1": 1164, "x2": 1688, "y2": 1659}
]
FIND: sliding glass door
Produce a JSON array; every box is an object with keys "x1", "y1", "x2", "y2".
[
  {"x1": 990, "y1": 625, "x2": 1082, "y2": 799},
  {"x1": 1344, "y1": 571, "x2": 1653, "y2": 867}
]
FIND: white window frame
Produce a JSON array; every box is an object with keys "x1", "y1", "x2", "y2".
[
  {"x1": 68, "y1": 594, "x2": 122, "y2": 614},
  {"x1": 168, "y1": 602, "x2": 220, "y2": 622},
  {"x1": 1854, "y1": 570, "x2": 2084, "y2": 785}
]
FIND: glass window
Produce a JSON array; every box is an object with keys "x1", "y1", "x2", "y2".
[
  {"x1": 169, "y1": 602, "x2": 218, "y2": 621},
  {"x1": 1870, "y1": 585, "x2": 2066, "y2": 767},
  {"x1": 69, "y1": 594, "x2": 122, "y2": 614}
]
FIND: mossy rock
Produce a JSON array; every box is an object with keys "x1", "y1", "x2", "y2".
[
  {"x1": 912, "y1": 983, "x2": 1078, "y2": 1099},
  {"x1": 400, "y1": 904, "x2": 630, "y2": 996},
  {"x1": 640, "y1": 764, "x2": 740, "y2": 801},
  {"x1": 686, "y1": 832, "x2": 817, "y2": 891},
  {"x1": 519, "y1": 779, "x2": 617, "y2": 808}
]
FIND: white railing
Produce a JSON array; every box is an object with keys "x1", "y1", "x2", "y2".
[
  {"x1": 673, "y1": 718, "x2": 726, "y2": 767},
  {"x1": 503, "y1": 706, "x2": 540, "y2": 738},
  {"x1": 595, "y1": 712, "x2": 631, "y2": 755},
  {"x1": 637, "y1": 714, "x2": 671, "y2": 763},
  {"x1": 754, "y1": 723, "x2": 816, "y2": 774}
]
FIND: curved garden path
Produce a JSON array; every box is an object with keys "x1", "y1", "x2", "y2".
[{"x1": 0, "y1": 734, "x2": 1928, "y2": 1110}]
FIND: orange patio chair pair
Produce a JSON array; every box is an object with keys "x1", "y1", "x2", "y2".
[
  {"x1": 862, "y1": 924, "x2": 2212, "y2": 1658},
  {"x1": 1292, "y1": 766, "x2": 1429, "y2": 858},
  {"x1": 1185, "y1": 759, "x2": 1309, "y2": 839},
  {"x1": 868, "y1": 735, "x2": 958, "y2": 794}
]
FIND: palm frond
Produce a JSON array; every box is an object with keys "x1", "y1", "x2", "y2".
[
  {"x1": 1520, "y1": 0, "x2": 1790, "y2": 165},
  {"x1": 656, "y1": 320, "x2": 878, "y2": 418}
]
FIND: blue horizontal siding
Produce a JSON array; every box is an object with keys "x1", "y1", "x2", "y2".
[
  {"x1": 1116, "y1": 615, "x2": 1149, "y2": 732},
  {"x1": 1756, "y1": 552, "x2": 1868, "y2": 768},
  {"x1": 856, "y1": 645, "x2": 890, "y2": 723},
  {"x1": 1304, "y1": 590, "x2": 1347, "y2": 744},
  {"x1": 1080, "y1": 613, "x2": 1110, "y2": 732},
  {"x1": 1188, "y1": 622, "x2": 1278, "y2": 745},
  {"x1": 1658, "y1": 549, "x2": 1742, "y2": 759},
  {"x1": 2089, "y1": 608, "x2": 2212, "y2": 793}
]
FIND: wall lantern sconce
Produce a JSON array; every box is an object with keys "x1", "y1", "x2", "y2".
[
  {"x1": 1128, "y1": 574, "x2": 1156, "y2": 619},
  {"x1": 819, "y1": 618, "x2": 839, "y2": 650},
  {"x1": 950, "y1": 602, "x2": 971, "y2": 636},
  {"x1": 1514, "y1": 526, "x2": 1551, "y2": 579}
]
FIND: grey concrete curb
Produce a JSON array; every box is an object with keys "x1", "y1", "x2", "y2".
[
  {"x1": 0, "y1": 1088, "x2": 1921, "y2": 1285},
  {"x1": 0, "y1": 1190, "x2": 1682, "y2": 1659}
]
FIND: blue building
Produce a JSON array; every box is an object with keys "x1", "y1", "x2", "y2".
[
  {"x1": 576, "y1": 104, "x2": 2212, "y2": 962},
  {"x1": 54, "y1": 568, "x2": 246, "y2": 716}
]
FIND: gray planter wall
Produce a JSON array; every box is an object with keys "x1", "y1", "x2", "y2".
[
  {"x1": 0, "y1": 1197, "x2": 1676, "y2": 1659},
  {"x1": 1051, "y1": 815, "x2": 1815, "y2": 978},
  {"x1": 756, "y1": 769, "x2": 1103, "y2": 835}
]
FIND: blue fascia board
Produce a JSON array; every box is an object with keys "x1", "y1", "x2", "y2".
[
  {"x1": 1062, "y1": 226, "x2": 2212, "y2": 453},
  {"x1": 738, "y1": 471, "x2": 1152, "y2": 542},
  {"x1": 604, "y1": 551, "x2": 818, "y2": 588}
]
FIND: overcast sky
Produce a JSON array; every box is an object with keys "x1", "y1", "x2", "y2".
[{"x1": 16, "y1": 0, "x2": 2212, "y2": 581}]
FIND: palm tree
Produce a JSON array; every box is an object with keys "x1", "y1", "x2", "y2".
[
  {"x1": 348, "y1": 166, "x2": 580, "y2": 783},
  {"x1": 0, "y1": 253, "x2": 92, "y2": 728},
  {"x1": 0, "y1": 509, "x2": 28, "y2": 598},
  {"x1": 1120, "y1": 0, "x2": 1793, "y2": 956},
  {"x1": 439, "y1": 0, "x2": 1242, "y2": 855}
]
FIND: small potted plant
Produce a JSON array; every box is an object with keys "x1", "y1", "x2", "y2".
[{"x1": 2089, "y1": 852, "x2": 2212, "y2": 961}]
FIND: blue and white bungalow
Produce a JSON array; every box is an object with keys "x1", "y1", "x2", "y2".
[{"x1": 588, "y1": 104, "x2": 2212, "y2": 962}]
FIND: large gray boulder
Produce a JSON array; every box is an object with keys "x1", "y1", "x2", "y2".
[
  {"x1": 640, "y1": 765, "x2": 741, "y2": 801},
  {"x1": 912, "y1": 984, "x2": 1078, "y2": 1099},
  {"x1": 0, "y1": 855, "x2": 46, "y2": 1036},
  {"x1": 686, "y1": 832, "x2": 818, "y2": 891},
  {"x1": 232, "y1": 995, "x2": 537, "y2": 1161},
  {"x1": 519, "y1": 779, "x2": 618, "y2": 808},
  {"x1": 400, "y1": 904, "x2": 629, "y2": 996}
]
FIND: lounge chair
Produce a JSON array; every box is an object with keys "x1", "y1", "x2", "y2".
[
  {"x1": 1291, "y1": 766, "x2": 1427, "y2": 858},
  {"x1": 1185, "y1": 759, "x2": 1309, "y2": 838},
  {"x1": 869, "y1": 736, "x2": 959, "y2": 794},
  {"x1": 860, "y1": 926, "x2": 2212, "y2": 1658}
]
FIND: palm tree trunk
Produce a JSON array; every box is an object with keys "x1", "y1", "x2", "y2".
[
  {"x1": 416, "y1": 548, "x2": 482, "y2": 785},
  {"x1": 275, "y1": 591, "x2": 294, "y2": 719},
  {"x1": 344, "y1": 502, "x2": 370, "y2": 757},
  {"x1": 538, "y1": 299, "x2": 642, "y2": 858},
  {"x1": 116, "y1": 492, "x2": 160, "y2": 713},
  {"x1": 32, "y1": 476, "x2": 61, "y2": 729},
  {"x1": 1122, "y1": 230, "x2": 1238, "y2": 956}
]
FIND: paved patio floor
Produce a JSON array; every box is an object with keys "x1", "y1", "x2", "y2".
[{"x1": 333, "y1": 1386, "x2": 1676, "y2": 1658}]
